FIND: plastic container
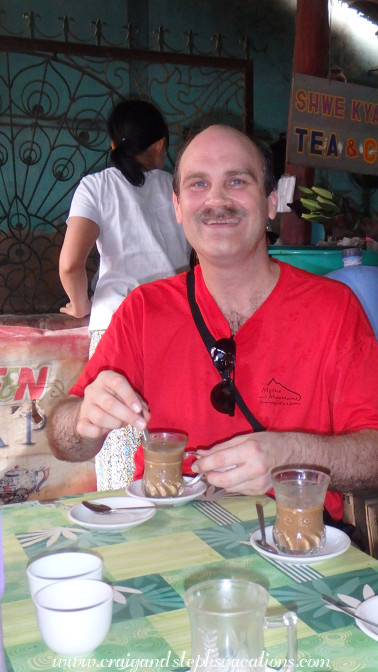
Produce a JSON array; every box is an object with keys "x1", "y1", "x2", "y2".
[
  {"x1": 268, "y1": 246, "x2": 378, "y2": 275},
  {"x1": 326, "y1": 248, "x2": 378, "y2": 339}
]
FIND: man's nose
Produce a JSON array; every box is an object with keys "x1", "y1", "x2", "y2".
[{"x1": 205, "y1": 182, "x2": 231, "y2": 206}]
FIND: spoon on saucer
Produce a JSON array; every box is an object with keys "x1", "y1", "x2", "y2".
[
  {"x1": 255, "y1": 503, "x2": 278, "y2": 554},
  {"x1": 82, "y1": 500, "x2": 154, "y2": 514},
  {"x1": 321, "y1": 595, "x2": 378, "y2": 629}
]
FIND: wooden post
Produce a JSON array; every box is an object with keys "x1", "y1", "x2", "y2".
[{"x1": 280, "y1": 0, "x2": 330, "y2": 245}]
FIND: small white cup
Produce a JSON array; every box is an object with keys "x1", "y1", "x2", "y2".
[
  {"x1": 27, "y1": 551, "x2": 103, "y2": 598},
  {"x1": 33, "y1": 578, "x2": 113, "y2": 656}
]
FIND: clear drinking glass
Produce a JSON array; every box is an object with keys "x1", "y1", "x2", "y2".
[
  {"x1": 272, "y1": 467, "x2": 330, "y2": 555},
  {"x1": 141, "y1": 432, "x2": 200, "y2": 497},
  {"x1": 184, "y1": 578, "x2": 297, "y2": 671}
]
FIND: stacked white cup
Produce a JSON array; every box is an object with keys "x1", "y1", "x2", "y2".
[{"x1": 27, "y1": 550, "x2": 113, "y2": 657}]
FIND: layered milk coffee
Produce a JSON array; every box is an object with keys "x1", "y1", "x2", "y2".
[
  {"x1": 273, "y1": 480, "x2": 326, "y2": 554},
  {"x1": 142, "y1": 441, "x2": 184, "y2": 497}
]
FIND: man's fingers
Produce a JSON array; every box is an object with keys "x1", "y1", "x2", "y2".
[
  {"x1": 195, "y1": 436, "x2": 252, "y2": 472},
  {"x1": 78, "y1": 371, "x2": 150, "y2": 438},
  {"x1": 194, "y1": 433, "x2": 274, "y2": 495}
]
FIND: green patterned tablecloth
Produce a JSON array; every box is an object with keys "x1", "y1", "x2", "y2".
[{"x1": 1, "y1": 489, "x2": 378, "y2": 671}]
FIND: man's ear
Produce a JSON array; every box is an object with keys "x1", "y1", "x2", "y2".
[
  {"x1": 268, "y1": 189, "x2": 278, "y2": 221},
  {"x1": 173, "y1": 191, "x2": 182, "y2": 224}
]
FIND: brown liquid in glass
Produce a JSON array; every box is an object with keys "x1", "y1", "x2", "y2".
[
  {"x1": 143, "y1": 443, "x2": 184, "y2": 497},
  {"x1": 274, "y1": 503, "x2": 324, "y2": 553}
]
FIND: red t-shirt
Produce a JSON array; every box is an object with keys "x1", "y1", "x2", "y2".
[{"x1": 71, "y1": 261, "x2": 378, "y2": 521}]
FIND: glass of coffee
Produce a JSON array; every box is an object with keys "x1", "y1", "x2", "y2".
[
  {"x1": 271, "y1": 467, "x2": 330, "y2": 555},
  {"x1": 141, "y1": 432, "x2": 200, "y2": 498}
]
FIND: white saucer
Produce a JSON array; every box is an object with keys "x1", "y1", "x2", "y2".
[
  {"x1": 250, "y1": 525, "x2": 351, "y2": 564},
  {"x1": 125, "y1": 477, "x2": 207, "y2": 506},
  {"x1": 68, "y1": 497, "x2": 156, "y2": 530},
  {"x1": 354, "y1": 596, "x2": 378, "y2": 641}
]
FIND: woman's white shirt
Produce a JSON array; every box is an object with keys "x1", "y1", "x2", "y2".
[{"x1": 68, "y1": 167, "x2": 189, "y2": 331}]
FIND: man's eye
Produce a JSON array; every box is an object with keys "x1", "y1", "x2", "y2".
[
  {"x1": 230, "y1": 178, "x2": 244, "y2": 185},
  {"x1": 193, "y1": 180, "x2": 207, "y2": 188}
]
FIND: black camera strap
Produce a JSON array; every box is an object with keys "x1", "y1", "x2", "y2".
[{"x1": 186, "y1": 269, "x2": 265, "y2": 433}]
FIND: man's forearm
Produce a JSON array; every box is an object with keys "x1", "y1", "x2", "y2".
[
  {"x1": 279, "y1": 429, "x2": 378, "y2": 492},
  {"x1": 47, "y1": 397, "x2": 105, "y2": 462}
]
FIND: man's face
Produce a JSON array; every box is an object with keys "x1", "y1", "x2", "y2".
[{"x1": 173, "y1": 126, "x2": 277, "y2": 265}]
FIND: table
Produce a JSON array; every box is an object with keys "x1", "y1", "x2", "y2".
[{"x1": 1, "y1": 488, "x2": 378, "y2": 671}]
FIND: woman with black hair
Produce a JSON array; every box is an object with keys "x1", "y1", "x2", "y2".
[{"x1": 59, "y1": 99, "x2": 189, "y2": 489}]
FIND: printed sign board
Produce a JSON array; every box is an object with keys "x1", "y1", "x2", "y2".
[
  {"x1": 287, "y1": 73, "x2": 377, "y2": 175},
  {"x1": 0, "y1": 325, "x2": 96, "y2": 503}
]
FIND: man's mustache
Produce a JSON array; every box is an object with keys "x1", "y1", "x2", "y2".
[{"x1": 196, "y1": 206, "x2": 248, "y2": 222}]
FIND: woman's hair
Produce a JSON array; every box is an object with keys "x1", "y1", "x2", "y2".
[{"x1": 107, "y1": 99, "x2": 169, "y2": 187}]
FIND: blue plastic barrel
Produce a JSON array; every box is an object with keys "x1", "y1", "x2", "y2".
[{"x1": 326, "y1": 248, "x2": 378, "y2": 340}]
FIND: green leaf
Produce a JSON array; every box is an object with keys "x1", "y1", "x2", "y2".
[
  {"x1": 316, "y1": 199, "x2": 338, "y2": 212},
  {"x1": 302, "y1": 213, "x2": 331, "y2": 221},
  {"x1": 316, "y1": 196, "x2": 336, "y2": 206},
  {"x1": 298, "y1": 186, "x2": 314, "y2": 195},
  {"x1": 312, "y1": 186, "x2": 334, "y2": 200},
  {"x1": 301, "y1": 213, "x2": 321, "y2": 221},
  {"x1": 300, "y1": 198, "x2": 320, "y2": 211}
]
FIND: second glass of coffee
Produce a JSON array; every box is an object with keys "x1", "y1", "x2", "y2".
[{"x1": 271, "y1": 467, "x2": 330, "y2": 555}]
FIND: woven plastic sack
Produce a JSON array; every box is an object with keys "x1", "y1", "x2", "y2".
[{"x1": 0, "y1": 324, "x2": 96, "y2": 503}]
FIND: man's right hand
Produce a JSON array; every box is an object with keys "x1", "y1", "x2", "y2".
[{"x1": 76, "y1": 370, "x2": 150, "y2": 440}]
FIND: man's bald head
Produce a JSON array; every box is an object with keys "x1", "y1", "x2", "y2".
[{"x1": 172, "y1": 125, "x2": 277, "y2": 198}]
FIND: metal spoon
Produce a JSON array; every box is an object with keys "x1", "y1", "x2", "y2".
[
  {"x1": 321, "y1": 594, "x2": 378, "y2": 629},
  {"x1": 82, "y1": 500, "x2": 154, "y2": 514},
  {"x1": 141, "y1": 427, "x2": 150, "y2": 441},
  {"x1": 255, "y1": 503, "x2": 278, "y2": 554},
  {"x1": 139, "y1": 412, "x2": 150, "y2": 441}
]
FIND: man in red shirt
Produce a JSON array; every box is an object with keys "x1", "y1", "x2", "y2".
[{"x1": 48, "y1": 126, "x2": 378, "y2": 516}]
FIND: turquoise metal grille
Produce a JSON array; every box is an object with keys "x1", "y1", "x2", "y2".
[{"x1": 0, "y1": 36, "x2": 252, "y2": 313}]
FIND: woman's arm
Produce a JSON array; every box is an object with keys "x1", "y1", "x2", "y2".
[{"x1": 59, "y1": 216, "x2": 99, "y2": 318}]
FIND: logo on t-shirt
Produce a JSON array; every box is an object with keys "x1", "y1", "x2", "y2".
[{"x1": 259, "y1": 378, "x2": 301, "y2": 406}]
